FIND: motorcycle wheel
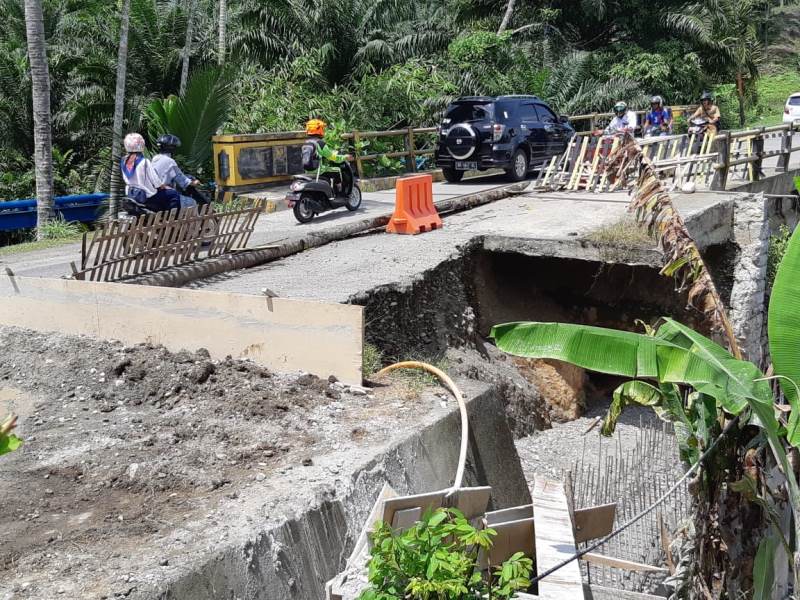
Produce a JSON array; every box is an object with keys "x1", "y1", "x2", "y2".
[
  {"x1": 345, "y1": 185, "x2": 362, "y2": 211},
  {"x1": 293, "y1": 194, "x2": 315, "y2": 223}
]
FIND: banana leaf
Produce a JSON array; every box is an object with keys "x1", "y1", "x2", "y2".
[
  {"x1": 752, "y1": 533, "x2": 779, "y2": 600},
  {"x1": 491, "y1": 320, "x2": 800, "y2": 501},
  {"x1": 490, "y1": 321, "x2": 764, "y2": 415},
  {"x1": 768, "y1": 224, "x2": 800, "y2": 445}
]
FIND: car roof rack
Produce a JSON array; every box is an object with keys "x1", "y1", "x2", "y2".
[
  {"x1": 497, "y1": 94, "x2": 542, "y2": 101},
  {"x1": 454, "y1": 96, "x2": 495, "y2": 102}
]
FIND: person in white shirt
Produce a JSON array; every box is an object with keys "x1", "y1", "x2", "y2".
[
  {"x1": 152, "y1": 134, "x2": 200, "y2": 192},
  {"x1": 604, "y1": 101, "x2": 637, "y2": 135},
  {"x1": 120, "y1": 133, "x2": 180, "y2": 213}
]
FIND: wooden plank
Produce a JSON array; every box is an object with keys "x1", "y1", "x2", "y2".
[
  {"x1": 532, "y1": 477, "x2": 585, "y2": 599},
  {"x1": 572, "y1": 502, "x2": 616, "y2": 543},
  {"x1": 0, "y1": 275, "x2": 364, "y2": 384},
  {"x1": 583, "y1": 584, "x2": 666, "y2": 600},
  {"x1": 581, "y1": 552, "x2": 668, "y2": 574}
]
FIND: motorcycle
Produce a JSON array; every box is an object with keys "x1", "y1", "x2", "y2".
[
  {"x1": 644, "y1": 123, "x2": 671, "y2": 138},
  {"x1": 687, "y1": 117, "x2": 710, "y2": 136},
  {"x1": 286, "y1": 160, "x2": 362, "y2": 224}
]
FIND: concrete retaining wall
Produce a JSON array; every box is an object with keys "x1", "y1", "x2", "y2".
[{"x1": 146, "y1": 383, "x2": 530, "y2": 600}]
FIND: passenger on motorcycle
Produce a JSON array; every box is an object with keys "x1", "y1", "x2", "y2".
[
  {"x1": 603, "y1": 101, "x2": 637, "y2": 135},
  {"x1": 120, "y1": 133, "x2": 180, "y2": 213},
  {"x1": 644, "y1": 96, "x2": 672, "y2": 135},
  {"x1": 152, "y1": 134, "x2": 209, "y2": 208},
  {"x1": 691, "y1": 92, "x2": 721, "y2": 134},
  {"x1": 302, "y1": 119, "x2": 350, "y2": 194}
]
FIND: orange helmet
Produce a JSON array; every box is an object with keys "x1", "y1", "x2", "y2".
[{"x1": 305, "y1": 118, "x2": 326, "y2": 136}]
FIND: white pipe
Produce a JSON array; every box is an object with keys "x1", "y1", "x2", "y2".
[{"x1": 376, "y1": 361, "x2": 468, "y2": 496}]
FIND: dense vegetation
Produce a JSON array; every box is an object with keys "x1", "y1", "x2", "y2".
[{"x1": 1, "y1": 0, "x2": 798, "y2": 202}]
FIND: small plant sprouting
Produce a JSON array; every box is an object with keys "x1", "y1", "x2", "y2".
[{"x1": 358, "y1": 507, "x2": 533, "y2": 600}]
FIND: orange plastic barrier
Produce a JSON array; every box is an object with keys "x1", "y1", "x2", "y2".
[{"x1": 386, "y1": 174, "x2": 442, "y2": 235}]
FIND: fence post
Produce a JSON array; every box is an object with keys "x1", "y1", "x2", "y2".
[
  {"x1": 407, "y1": 127, "x2": 416, "y2": 172},
  {"x1": 752, "y1": 127, "x2": 765, "y2": 181},
  {"x1": 352, "y1": 130, "x2": 364, "y2": 178},
  {"x1": 711, "y1": 131, "x2": 730, "y2": 191},
  {"x1": 589, "y1": 113, "x2": 597, "y2": 133},
  {"x1": 777, "y1": 126, "x2": 793, "y2": 173}
]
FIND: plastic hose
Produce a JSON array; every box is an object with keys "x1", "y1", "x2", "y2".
[{"x1": 376, "y1": 361, "x2": 468, "y2": 496}]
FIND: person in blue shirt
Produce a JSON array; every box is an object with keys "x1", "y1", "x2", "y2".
[{"x1": 644, "y1": 96, "x2": 672, "y2": 136}]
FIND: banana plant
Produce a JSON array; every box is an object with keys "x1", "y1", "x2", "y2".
[{"x1": 490, "y1": 223, "x2": 800, "y2": 593}]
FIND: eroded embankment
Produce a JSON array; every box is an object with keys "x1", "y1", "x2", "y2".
[{"x1": 0, "y1": 327, "x2": 528, "y2": 600}]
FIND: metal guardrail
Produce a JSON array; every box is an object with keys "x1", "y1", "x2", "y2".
[{"x1": 0, "y1": 193, "x2": 108, "y2": 232}]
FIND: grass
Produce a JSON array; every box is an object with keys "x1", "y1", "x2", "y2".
[
  {"x1": 362, "y1": 342, "x2": 383, "y2": 377},
  {"x1": 586, "y1": 219, "x2": 655, "y2": 247},
  {"x1": 362, "y1": 342, "x2": 450, "y2": 397},
  {"x1": 0, "y1": 218, "x2": 85, "y2": 257}
]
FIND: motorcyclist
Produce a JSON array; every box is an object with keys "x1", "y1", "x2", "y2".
[
  {"x1": 603, "y1": 101, "x2": 637, "y2": 135},
  {"x1": 644, "y1": 96, "x2": 672, "y2": 135},
  {"x1": 302, "y1": 119, "x2": 350, "y2": 194},
  {"x1": 152, "y1": 134, "x2": 207, "y2": 206},
  {"x1": 691, "y1": 92, "x2": 721, "y2": 135},
  {"x1": 120, "y1": 132, "x2": 180, "y2": 213}
]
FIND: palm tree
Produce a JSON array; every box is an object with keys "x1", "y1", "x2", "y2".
[
  {"x1": 23, "y1": 0, "x2": 54, "y2": 237},
  {"x1": 667, "y1": 0, "x2": 764, "y2": 127},
  {"x1": 108, "y1": 0, "x2": 131, "y2": 219},
  {"x1": 217, "y1": 0, "x2": 226, "y2": 65},
  {"x1": 180, "y1": 0, "x2": 196, "y2": 95}
]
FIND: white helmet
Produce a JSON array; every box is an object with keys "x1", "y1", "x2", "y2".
[{"x1": 123, "y1": 132, "x2": 146, "y2": 153}]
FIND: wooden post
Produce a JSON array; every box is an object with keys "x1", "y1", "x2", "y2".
[
  {"x1": 777, "y1": 126, "x2": 793, "y2": 173},
  {"x1": 407, "y1": 127, "x2": 417, "y2": 172},
  {"x1": 710, "y1": 131, "x2": 730, "y2": 191},
  {"x1": 352, "y1": 130, "x2": 364, "y2": 178},
  {"x1": 589, "y1": 113, "x2": 597, "y2": 133},
  {"x1": 752, "y1": 127, "x2": 765, "y2": 181}
]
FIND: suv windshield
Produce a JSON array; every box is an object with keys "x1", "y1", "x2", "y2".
[{"x1": 445, "y1": 102, "x2": 493, "y2": 122}]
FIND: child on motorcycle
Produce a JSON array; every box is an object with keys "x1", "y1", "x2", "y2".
[
  {"x1": 120, "y1": 133, "x2": 180, "y2": 213},
  {"x1": 691, "y1": 92, "x2": 721, "y2": 135},
  {"x1": 644, "y1": 96, "x2": 672, "y2": 136}
]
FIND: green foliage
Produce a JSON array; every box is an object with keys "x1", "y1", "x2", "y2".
[
  {"x1": 359, "y1": 507, "x2": 532, "y2": 599},
  {"x1": 752, "y1": 534, "x2": 779, "y2": 600},
  {"x1": 768, "y1": 222, "x2": 800, "y2": 429},
  {"x1": 144, "y1": 67, "x2": 232, "y2": 175},
  {"x1": 37, "y1": 217, "x2": 84, "y2": 241},
  {"x1": 768, "y1": 225, "x2": 792, "y2": 288},
  {"x1": 0, "y1": 415, "x2": 22, "y2": 457},
  {"x1": 448, "y1": 31, "x2": 513, "y2": 71},
  {"x1": 362, "y1": 342, "x2": 383, "y2": 377}
]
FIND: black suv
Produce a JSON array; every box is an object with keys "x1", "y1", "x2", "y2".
[{"x1": 435, "y1": 95, "x2": 574, "y2": 182}]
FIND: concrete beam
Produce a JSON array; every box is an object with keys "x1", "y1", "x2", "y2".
[{"x1": 0, "y1": 275, "x2": 364, "y2": 384}]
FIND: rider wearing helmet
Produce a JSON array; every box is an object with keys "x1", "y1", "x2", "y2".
[
  {"x1": 644, "y1": 96, "x2": 672, "y2": 134},
  {"x1": 604, "y1": 101, "x2": 637, "y2": 135},
  {"x1": 152, "y1": 133, "x2": 205, "y2": 205},
  {"x1": 119, "y1": 132, "x2": 179, "y2": 213},
  {"x1": 302, "y1": 119, "x2": 349, "y2": 193},
  {"x1": 691, "y1": 92, "x2": 721, "y2": 134}
]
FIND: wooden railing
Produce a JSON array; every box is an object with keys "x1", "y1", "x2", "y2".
[
  {"x1": 568, "y1": 105, "x2": 696, "y2": 133},
  {"x1": 341, "y1": 127, "x2": 438, "y2": 176},
  {"x1": 73, "y1": 201, "x2": 263, "y2": 282}
]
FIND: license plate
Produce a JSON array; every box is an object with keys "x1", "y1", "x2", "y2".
[{"x1": 455, "y1": 161, "x2": 478, "y2": 171}]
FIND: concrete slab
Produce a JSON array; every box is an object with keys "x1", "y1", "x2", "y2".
[{"x1": 189, "y1": 189, "x2": 735, "y2": 302}]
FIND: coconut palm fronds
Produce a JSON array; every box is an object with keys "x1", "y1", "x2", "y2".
[{"x1": 606, "y1": 134, "x2": 741, "y2": 358}]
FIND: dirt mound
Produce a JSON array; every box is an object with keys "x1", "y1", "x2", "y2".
[{"x1": 0, "y1": 326, "x2": 369, "y2": 590}]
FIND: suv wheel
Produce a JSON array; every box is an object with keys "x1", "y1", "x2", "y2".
[
  {"x1": 506, "y1": 148, "x2": 528, "y2": 182},
  {"x1": 442, "y1": 168, "x2": 464, "y2": 183}
]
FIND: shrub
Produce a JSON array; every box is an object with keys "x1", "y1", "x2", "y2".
[{"x1": 359, "y1": 507, "x2": 533, "y2": 599}]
